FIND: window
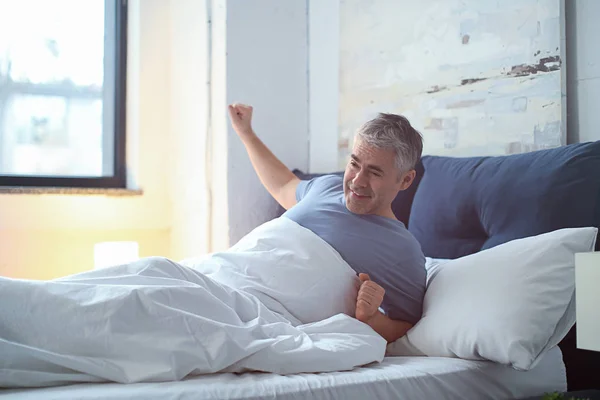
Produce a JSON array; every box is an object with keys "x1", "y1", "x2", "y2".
[{"x1": 0, "y1": 0, "x2": 127, "y2": 188}]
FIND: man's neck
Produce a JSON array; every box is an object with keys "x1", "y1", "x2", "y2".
[{"x1": 375, "y1": 207, "x2": 398, "y2": 221}]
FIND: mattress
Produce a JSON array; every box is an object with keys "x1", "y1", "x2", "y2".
[{"x1": 0, "y1": 346, "x2": 566, "y2": 400}]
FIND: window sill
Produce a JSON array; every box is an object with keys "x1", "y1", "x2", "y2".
[{"x1": 0, "y1": 187, "x2": 143, "y2": 196}]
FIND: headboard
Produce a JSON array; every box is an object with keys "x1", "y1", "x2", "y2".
[{"x1": 288, "y1": 140, "x2": 600, "y2": 390}]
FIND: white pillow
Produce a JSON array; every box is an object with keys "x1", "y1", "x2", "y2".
[
  {"x1": 387, "y1": 227, "x2": 598, "y2": 370},
  {"x1": 424, "y1": 257, "x2": 450, "y2": 287}
]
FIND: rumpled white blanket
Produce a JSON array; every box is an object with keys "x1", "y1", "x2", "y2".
[{"x1": 0, "y1": 217, "x2": 386, "y2": 388}]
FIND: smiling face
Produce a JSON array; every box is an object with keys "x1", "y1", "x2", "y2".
[{"x1": 343, "y1": 138, "x2": 415, "y2": 217}]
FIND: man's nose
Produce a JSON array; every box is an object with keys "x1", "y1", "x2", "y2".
[{"x1": 353, "y1": 171, "x2": 368, "y2": 187}]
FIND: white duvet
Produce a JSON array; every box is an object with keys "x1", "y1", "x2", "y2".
[{"x1": 0, "y1": 218, "x2": 386, "y2": 388}]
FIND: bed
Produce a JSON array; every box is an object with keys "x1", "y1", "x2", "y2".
[
  {"x1": 2, "y1": 141, "x2": 599, "y2": 399},
  {"x1": 0, "y1": 347, "x2": 566, "y2": 400}
]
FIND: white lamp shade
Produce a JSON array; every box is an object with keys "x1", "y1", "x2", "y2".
[
  {"x1": 575, "y1": 251, "x2": 600, "y2": 352},
  {"x1": 94, "y1": 241, "x2": 139, "y2": 269}
]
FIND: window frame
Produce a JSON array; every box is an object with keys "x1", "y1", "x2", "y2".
[{"x1": 0, "y1": 0, "x2": 128, "y2": 189}]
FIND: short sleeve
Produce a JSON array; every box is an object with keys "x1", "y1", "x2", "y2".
[
  {"x1": 295, "y1": 179, "x2": 316, "y2": 202},
  {"x1": 295, "y1": 175, "x2": 343, "y2": 202}
]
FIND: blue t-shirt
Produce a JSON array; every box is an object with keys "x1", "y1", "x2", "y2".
[{"x1": 283, "y1": 175, "x2": 426, "y2": 324}]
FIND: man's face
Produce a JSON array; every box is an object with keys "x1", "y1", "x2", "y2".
[{"x1": 343, "y1": 138, "x2": 415, "y2": 216}]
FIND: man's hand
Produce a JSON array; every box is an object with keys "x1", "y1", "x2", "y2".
[
  {"x1": 355, "y1": 273, "x2": 413, "y2": 343},
  {"x1": 228, "y1": 103, "x2": 254, "y2": 138},
  {"x1": 355, "y1": 273, "x2": 385, "y2": 323}
]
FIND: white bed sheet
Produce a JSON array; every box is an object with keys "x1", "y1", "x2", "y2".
[{"x1": 0, "y1": 346, "x2": 566, "y2": 400}]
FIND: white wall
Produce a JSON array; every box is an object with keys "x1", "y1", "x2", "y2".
[
  {"x1": 169, "y1": 0, "x2": 211, "y2": 261},
  {"x1": 308, "y1": 0, "x2": 340, "y2": 174},
  {"x1": 213, "y1": 0, "x2": 310, "y2": 247},
  {"x1": 565, "y1": 0, "x2": 600, "y2": 144},
  {"x1": 209, "y1": 0, "x2": 229, "y2": 253},
  {"x1": 209, "y1": 0, "x2": 342, "y2": 249}
]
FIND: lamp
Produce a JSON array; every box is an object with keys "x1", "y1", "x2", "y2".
[
  {"x1": 575, "y1": 252, "x2": 600, "y2": 352},
  {"x1": 94, "y1": 241, "x2": 139, "y2": 269}
]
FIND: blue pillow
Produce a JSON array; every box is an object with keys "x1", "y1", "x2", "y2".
[{"x1": 408, "y1": 141, "x2": 600, "y2": 259}]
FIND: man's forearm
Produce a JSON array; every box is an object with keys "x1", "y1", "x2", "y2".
[
  {"x1": 365, "y1": 311, "x2": 412, "y2": 343},
  {"x1": 241, "y1": 133, "x2": 299, "y2": 209}
]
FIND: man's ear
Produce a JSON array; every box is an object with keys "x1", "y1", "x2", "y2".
[{"x1": 398, "y1": 170, "x2": 416, "y2": 191}]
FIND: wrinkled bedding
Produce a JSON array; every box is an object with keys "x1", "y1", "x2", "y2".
[{"x1": 0, "y1": 217, "x2": 386, "y2": 388}]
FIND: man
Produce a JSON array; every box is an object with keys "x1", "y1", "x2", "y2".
[{"x1": 228, "y1": 104, "x2": 426, "y2": 343}]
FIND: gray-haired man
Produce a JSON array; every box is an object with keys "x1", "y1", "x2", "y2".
[{"x1": 228, "y1": 104, "x2": 426, "y2": 343}]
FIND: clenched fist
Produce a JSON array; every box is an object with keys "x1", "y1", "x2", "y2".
[
  {"x1": 355, "y1": 273, "x2": 385, "y2": 323},
  {"x1": 228, "y1": 103, "x2": 254, "y2": 138}
]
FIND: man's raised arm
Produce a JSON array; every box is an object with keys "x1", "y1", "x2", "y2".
[{"x1": 228, "y1": 104, "x2": 300, "y2": 210}]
